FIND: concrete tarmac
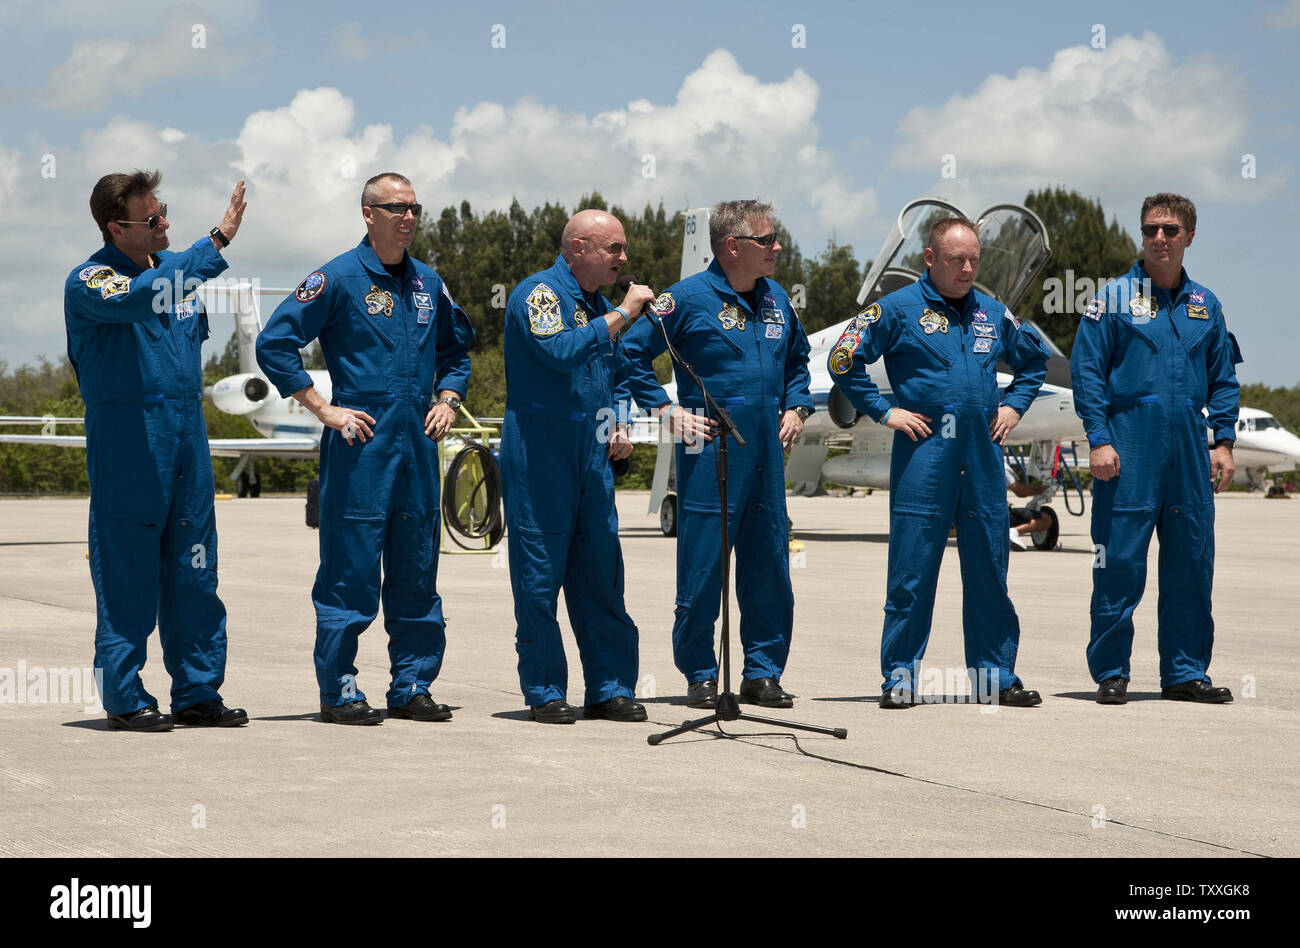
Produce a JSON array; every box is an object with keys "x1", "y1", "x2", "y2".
[{"x1": 1, "y1": 492, "x2": 1295, "y2": 857}]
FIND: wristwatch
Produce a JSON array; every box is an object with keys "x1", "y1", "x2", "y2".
[
  {"x1": 791, "y1": 406, "x2": 811, "y2": 421},
  {"x1": 209, "y1": 226, "x2": 230, "y2": 249},
  {"x1": 437, "y1": 394, "x2": 462, "y2": 411}
]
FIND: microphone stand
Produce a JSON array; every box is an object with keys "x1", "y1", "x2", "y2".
[{"x1": 638, "y1": 301, "x2": 846, "y2": 747}]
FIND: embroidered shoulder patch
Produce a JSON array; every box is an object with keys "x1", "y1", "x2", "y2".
[
  {"x1": 100, "y1": 274, "x2": 131, "y2": 299},
  {"x1": 573, "y1": 304, "x2": 589, "y2": 328},
  {"x1": 1084, "y1": 297, "x2": 1104, "y2": 322},
  {"x1": 654, "y1": 292, "x2": 676, "y2": 316},
  {"x1": 1003, "y1": 307, "x2": 1020, "y2": 329},
  {"x1": 81, "y1": 266, "x2": 117, "y2": 289},
  {"x1": 526, "y1": 283, "x2": 563, "y2": 336},
  {"x1": 295, "y1": 271, "x2": 326, "y2": 302},
  {"x1": 718, "y1": 303, "x2": 745, "y2": 331},
  {"x1": 829, "y1": 331, "x2": 863, "y2": 375}
]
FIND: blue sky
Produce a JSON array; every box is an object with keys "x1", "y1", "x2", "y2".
[{"x1": 2, "y1": 0, "x2": 1296, "y2": 384}]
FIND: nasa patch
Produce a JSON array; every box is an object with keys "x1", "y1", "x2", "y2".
[
  {"x1": 973, "y1": 310, "x2": 988, "y2": 322},
  {"x1": 1186, "y1": 304, "x2": 1209, "y2": 320},
  {"x1": 654, "y1": 292, "x2": 676, "y2": 316},
  {"x1": 919, "y1": 309, "x2": 949, "y2": 335},
  {"x1": 1189, "y1": 290, "x2": 1206, "y2": 305},
  {"x1": 526, "y1": 283, "x2": 563, "y2": 336},
  {"x1": 295, "y1": 271, "x2": 326, "y2": 302},
  {"x1": 829, "y1": 331, "x2": 862, "y2": 375},
  {"x1": 365, "y1": 285, "x2": 395, "y2": 318},
  {"x1": 417, "y1": 309, "x2": 431, "y2": 325},
  {"x1": 973, "y1": 338, "x2": 992, "y2": 354},
  {"x1": 413, "y1": 292, "x2": 434, "y2": 310},
  {"x1": 765, "y1": 323, "x2": 783, "y2": 339}
]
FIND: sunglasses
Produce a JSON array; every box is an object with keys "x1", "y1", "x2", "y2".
[
  {"x1": 114, "y1": 204, "x2": 167, "y2": 230},
  {"x1": 733, "y1": 232, "x2": 778, "y2": 247},
  {"x1": 1141, "y1": 223, "x2": 1183, "y2": 238},
  {"x1": 368, "y1": 202, "x2": 423, "y2": 218},
  {"x1": 585, "y1": 238, "x2": 627, "y2": 255}
]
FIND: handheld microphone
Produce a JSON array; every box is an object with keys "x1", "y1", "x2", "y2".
[{"x1": 616, "y1": 275, "x2": 657, "y2": 316}]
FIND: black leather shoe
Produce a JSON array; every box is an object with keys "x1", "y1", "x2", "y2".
[
  {"x1": 1161, "y1": 679, "x2": 1233, "y2": 703},
  {"x1": 879, "y1": 688, "x2": 916, "y2": 709},
  {"x1": 1096, "y1": 677, "x2": 1128, "y2": 705},
  {"x1": 106, "y1": 706, "x2": 173, "y2": 732},
  {"x1": 686, "y1": 678, "x2": 718, "y2": 709},
  {"x1": 584, "y1": 696, "x2": 648, "y2": 722},
  {"x1": 530, "y1": 699, "x2": 577, "y2": 724},
  {"x1": 174, "y1": 699, "x2": 248, "y2": 727},
  {"x1": 997, "y1": 683, "x2": 1042, "y2": 707},
  {"x1": 320, "y1": 700, "x2": 383, "y2": 725},
  {"x1": 739, "y1": 677, "x2": 794, "y2": 708},
  {"x1": 388, "y1": 694, "x2": 452, "y2": 722}
]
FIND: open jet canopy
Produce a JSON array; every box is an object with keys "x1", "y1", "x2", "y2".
[{"x1": 855, "y1": 198, "x2": 1052, "y2": 314}]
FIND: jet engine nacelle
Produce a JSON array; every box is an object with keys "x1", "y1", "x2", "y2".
[
  {"x1": 209, "y1": 373, "x2": 272, "y2": 416},
  {"x1": 821, "y1": 452, "x2": 892, "y2": 489},
  {"x1": 827, "y1": 386, "x2": 863, "y2": 430}
]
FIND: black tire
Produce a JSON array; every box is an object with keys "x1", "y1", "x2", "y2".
[
  {"x1": 236, "y1": 471, "x2": 250, "y2": 498},
  {"x1": 660, "y1": 493, "x2": 677, "y2": 537},
  {"x1": 442, "y1": 443, "x2": 504, "y2": 549},
  {"x1": 1031, "y1": 506, "x2": 1059, "y2": 551},
  {"x1": 305, "y1": 478, "x2": 320, "y2": 529}
]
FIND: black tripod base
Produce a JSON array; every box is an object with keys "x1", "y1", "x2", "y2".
[{"x1": 647, "y1": 693, "x2": 848, "y2": 746}]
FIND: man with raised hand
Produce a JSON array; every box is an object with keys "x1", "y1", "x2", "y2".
[{"x1": 66, "y1": 170, "x2": 248, "y2": 731}]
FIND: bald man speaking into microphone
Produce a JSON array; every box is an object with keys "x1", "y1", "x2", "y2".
[{"x1": 502, "y1": 209, "x2": 656, "y2": 724}]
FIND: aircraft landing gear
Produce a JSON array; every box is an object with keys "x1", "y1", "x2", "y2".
[{"x1": 660, "y1": 493, "x2": 677, "y2": 537}]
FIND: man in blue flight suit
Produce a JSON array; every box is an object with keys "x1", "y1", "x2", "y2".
[
  {"x1": 1071, "y1": 193, "x2": 1240, "y2": 705},
  {"x1": 622, "y1": 199, "x2": 813, "y2": 710},
  {"x1": 257, "y1": 172, "x2": 473, "y2": 726},
  {"x1": 829, "y1": 218, "x2": 1048, "y2": 709},
  {"x1": 503, "y1": 209, "x2": 656, "y2": 724},
  {"x1": 66, "y1": 170, "x2": 249, "y2": 731}
]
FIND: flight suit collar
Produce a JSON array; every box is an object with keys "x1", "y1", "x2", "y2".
[
  {"x1": 917, "y1": 270, "x2": 977, "y2": 318},
  {"x1": 93, "y1": 241, "x2": 153, "y2": 276},
  {"x1": 356, "y1": 235, "x2": 412, "y2": 284},
  {"x1": 703, "y1": 258, "x2": 775, "y2": 313}
]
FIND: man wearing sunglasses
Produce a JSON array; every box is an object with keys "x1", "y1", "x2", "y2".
[
  {"x1": 622, "y1": 200, "x2": 814, "y2": 711},
  {"x1": 64, "y1": 170, "x2": 249, "y2": 731},
  {"x1": 257, "y1": 172, "x2": 474, "y2": 726},
  {"x1": 502, "y1": 209, "x2": 657, "y2": 724},
  {"x1": 1071, "y1": 193, "x2": 1242, "y2": 705}
]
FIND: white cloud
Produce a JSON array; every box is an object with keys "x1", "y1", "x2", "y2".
[
  {"x1": 892, "y1": 33, "x2": 1282, "y2": 207},
  {"x1": 39, "y1": 6, "x2": 258, "y2": 112},
  {"x1": 1, "y1": 49, "x2": 881, "y2": 367}
]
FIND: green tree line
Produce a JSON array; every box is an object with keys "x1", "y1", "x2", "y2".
[{"x1": 3, "y1": 189, "x2": 1291, "y2": 495}]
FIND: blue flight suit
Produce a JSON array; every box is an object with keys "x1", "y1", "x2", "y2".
[
  {"x1": 502, "y1": 256, "x2": 639, "y2": 707},
  {"x1": 621, "y1": 260, "x2": 814, "y2": 684},
  {"x1": 256, "y1": 237, "x2": 473, "y2": 709},
  {"x1": 64, "y1": 238, "x2": 230, "y2": 716},
  {"x1": 1070, "y1": 262, "x2": 1240, "y2": 687},
  {"x1": 828, "y1": 272, "x2": 1048, "y2": 696}
]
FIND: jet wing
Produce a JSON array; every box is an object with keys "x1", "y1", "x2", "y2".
[{"x1": 207, "y1": 438, "x2": 320, "y2": 459}]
